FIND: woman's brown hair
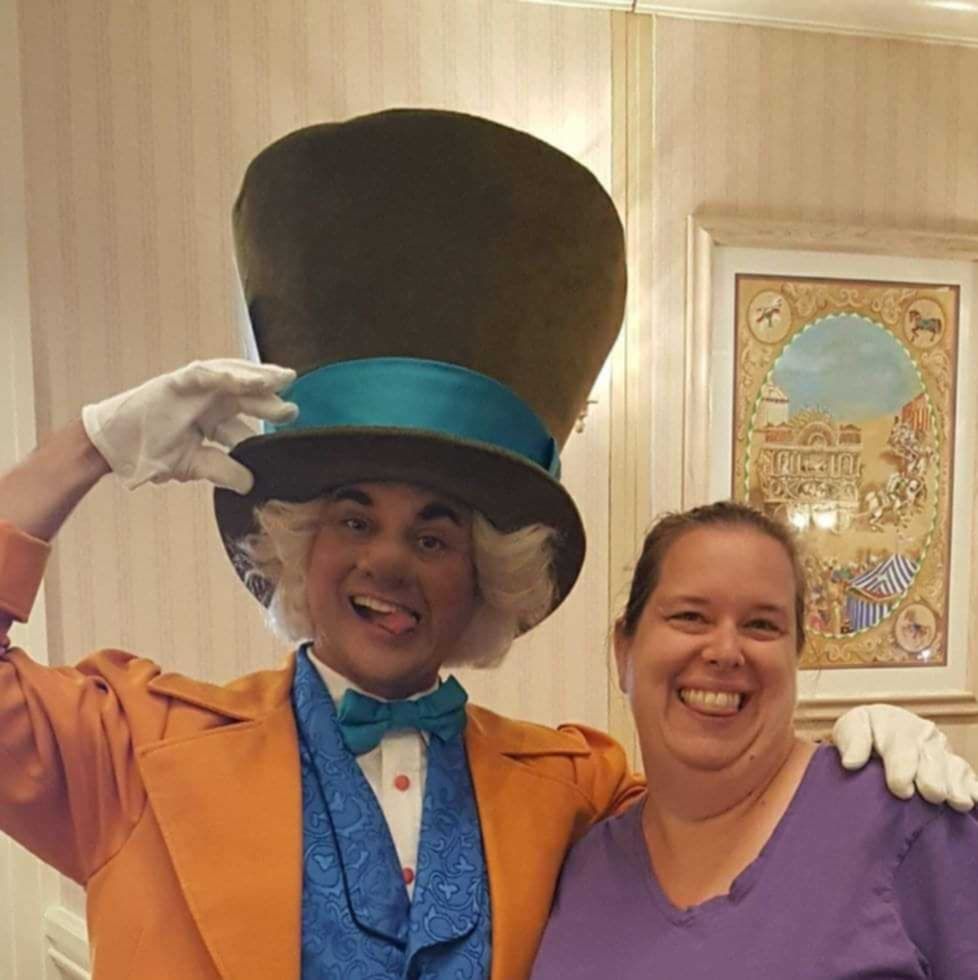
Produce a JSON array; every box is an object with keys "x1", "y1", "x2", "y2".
[{"x1": 619, "y1": 500, "x2": 807, "y2": 653}]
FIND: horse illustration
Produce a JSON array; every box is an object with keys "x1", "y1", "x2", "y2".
[
  {"x1": 862, "y1": 473, "x2": 926, "y2": 530},
  {"x1": 907, "y1": 308, "x2": 942, "y2": 342},
  {"x1": 755, "y1": 298, "x2": 782, "y2": 330}
]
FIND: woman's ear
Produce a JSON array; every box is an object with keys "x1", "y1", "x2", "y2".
[{"x1": 612, "y1": 620, "x2": 631, "y2": 696}]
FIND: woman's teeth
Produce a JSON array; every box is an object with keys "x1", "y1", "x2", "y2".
[{"x1": 679, "y1": 688, "x2": 743, "y2": 712}]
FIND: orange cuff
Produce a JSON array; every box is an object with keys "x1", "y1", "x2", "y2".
[{"x1": 0, "y1": 521, "x2": 51, "y2": 622}]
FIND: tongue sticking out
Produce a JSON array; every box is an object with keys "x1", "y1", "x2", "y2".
[
  {"x1": 374, "y1": 609, "x2": 418, "y2": 636},
  {"x1": 352, "y1": 596, "x2": 420, "y2": 636}
]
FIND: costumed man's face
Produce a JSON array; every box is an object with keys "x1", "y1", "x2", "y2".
[{"x1": 306, "y1": 481, "x2": 479, "y2": 699}]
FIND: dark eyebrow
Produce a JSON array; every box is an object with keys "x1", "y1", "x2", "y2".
[
  {"x1": 418, "y1": 502, "x2": 463, "y2": 526},
  {"x1": 330, "y1": 487, "x2": 373, "y2": 507}
]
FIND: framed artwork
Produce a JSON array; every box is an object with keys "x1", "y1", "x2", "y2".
[{"x1": 685, "y1": 215, "x2": 978, "y2": 720}]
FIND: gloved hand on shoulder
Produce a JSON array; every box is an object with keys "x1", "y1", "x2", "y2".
[{"x1": 833, "y1": 703, "x2": 978, "y2": 813}]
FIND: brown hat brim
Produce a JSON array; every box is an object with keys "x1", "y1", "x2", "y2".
[{"x1": 214, "y1": 428, "x2": 585, "y2": 614}]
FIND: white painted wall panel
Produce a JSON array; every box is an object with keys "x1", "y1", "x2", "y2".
[{"x1": 1, "y1": 1, "x2": 64, "y2": 976}]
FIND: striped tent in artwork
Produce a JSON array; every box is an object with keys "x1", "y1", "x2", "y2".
[{"x1": 844, "y1": 553, "x2": 919, "y2": 632}]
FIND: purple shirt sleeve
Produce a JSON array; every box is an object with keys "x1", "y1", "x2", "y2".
[{"x1": 894, "y1": 807, "x2": 978, "y2": 976}]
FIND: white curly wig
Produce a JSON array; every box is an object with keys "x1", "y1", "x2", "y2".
[{"x1": 239, "y1": 496, "x2": 559, "y2": 668}]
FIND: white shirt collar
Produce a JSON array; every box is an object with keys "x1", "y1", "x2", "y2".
[{"x1": 305, "y1": 645, "x2": 440, "y2": 708}]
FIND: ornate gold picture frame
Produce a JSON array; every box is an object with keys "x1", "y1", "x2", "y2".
[
  {"x1": 733, "y1": 274, "x2": 957, "y2": 671},
  {"x1": 685, "y1": 215, "x2": 978, "y2": 721}
]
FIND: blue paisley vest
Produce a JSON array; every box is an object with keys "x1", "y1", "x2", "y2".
[{"x1": 291, "y1": 648, "x2": 492, "y2": 979}]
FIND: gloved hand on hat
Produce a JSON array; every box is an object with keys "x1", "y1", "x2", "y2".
[
  {"x1": 82, "y1": 359, "x2": 298, "y2": 495},
  {"x1": 833, "y1": 703, "x2": 978, "y2": 812}
]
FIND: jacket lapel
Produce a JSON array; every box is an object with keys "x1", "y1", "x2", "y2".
[
  {"x1": 137, "y1": 658, "x2": 302, "y2": 980},
  {"x1": 465, "y1": 707, "x2": 593, "y2": 980}
]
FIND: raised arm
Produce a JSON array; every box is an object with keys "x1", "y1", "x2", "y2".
[
  {"x1": 0, "y1": 358, "x2": 297, "y2": 545},
  {"x1": 0, "y1": 358, "x2": 298, "y2": 881},
  {"x1": 0, "y1": 419, "x2": 109, "y2": 542}
]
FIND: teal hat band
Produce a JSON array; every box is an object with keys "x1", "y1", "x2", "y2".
[{"x1": 265, "y1": 357, "x2": 562, "y2": 479}]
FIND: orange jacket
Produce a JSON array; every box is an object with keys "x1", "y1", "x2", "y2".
[{"x1": 0, "y1": 522, "x2": 645, "y2": 979}]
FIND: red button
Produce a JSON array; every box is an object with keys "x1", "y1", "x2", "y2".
[
  {"x1": 403, "y1": 867, "x2": 415, "y2": 885},
  {"x1": 394, "y1": 774, "x2": 411, "y2": 791}
]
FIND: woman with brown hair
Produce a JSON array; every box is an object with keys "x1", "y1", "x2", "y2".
[{"x1": 533, "y1": 501, "x2": 978, "y2": 979}]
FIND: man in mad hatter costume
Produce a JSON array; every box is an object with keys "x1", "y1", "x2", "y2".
[{"x1": 0, "y1": 110, "x2": 971, "y2": 980}]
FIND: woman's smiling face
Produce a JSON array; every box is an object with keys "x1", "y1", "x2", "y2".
[{"x1": 615, "y1": 524, "x2": 800, "y2": 778}]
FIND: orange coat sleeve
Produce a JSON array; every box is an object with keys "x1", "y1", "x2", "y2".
[
  {"x1": 0, "y1": 519, "x2": 49, "y2": 629},
  {"x1": 557, "y1": 722, "x2": 647, "y2": 824},
  {"x1": 0, "y1": 521, "x2": 167, "y2": 884}
]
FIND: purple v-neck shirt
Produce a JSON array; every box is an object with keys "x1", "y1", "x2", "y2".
[{"x1": 532, "y1": 746, "x2": 978, "y2": 979}]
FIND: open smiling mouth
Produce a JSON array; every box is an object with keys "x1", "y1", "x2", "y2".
[
  {"x1": 678, "y1": 687, "x2": 748, "y2": 714},
  {"x1": 349, "y1": 595, "x2": 422, "y2": 637}
]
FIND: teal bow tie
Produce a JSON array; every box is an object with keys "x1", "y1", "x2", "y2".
[{"x1": 336, "y1": 676, "x2": 469, "y2": 755}]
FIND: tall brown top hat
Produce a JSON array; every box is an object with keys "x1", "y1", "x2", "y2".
[{"x1": 215, "y1": 108, "x2": 626, "y2": 621}]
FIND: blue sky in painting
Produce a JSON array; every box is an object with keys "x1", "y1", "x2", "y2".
[{"x1": 771, "y1": 314, "x2": 922, "y2": 421}]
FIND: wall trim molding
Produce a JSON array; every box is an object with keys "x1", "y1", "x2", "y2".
[
  {"x1": 795, "y1": 692, "x2": 978, "y2": 724},
  {"x1": 521, "y1": 0, "x2": 633, "y2": 9},
  {"x1": 0, "y1": 0, "x2": 48, "y2": 662},
  {"x1": 520, "y1": 0, "x2": 978, "y2": 48},
  {"x1": 44, "y1": 906, "x2": 90, "y2": 980},
  {"x1": 1, "y1": 4, "x2": 67, "y2": 978}
]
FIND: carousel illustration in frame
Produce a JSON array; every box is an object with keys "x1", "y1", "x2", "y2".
[{"x1": 732, "y1": 274, "x2": 959, "y2": 670}]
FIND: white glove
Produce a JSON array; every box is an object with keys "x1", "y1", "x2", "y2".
[
  {"x1": 833, "y1": 703, "x2": 978, "y2": 813},
  {"x1": 82, "y1": 359, "x2": 298, "y2": 495}
]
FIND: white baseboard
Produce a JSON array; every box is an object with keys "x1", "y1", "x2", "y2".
[{"x1": 43, "y1": 906, "x2": 90, "y2": 980}]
